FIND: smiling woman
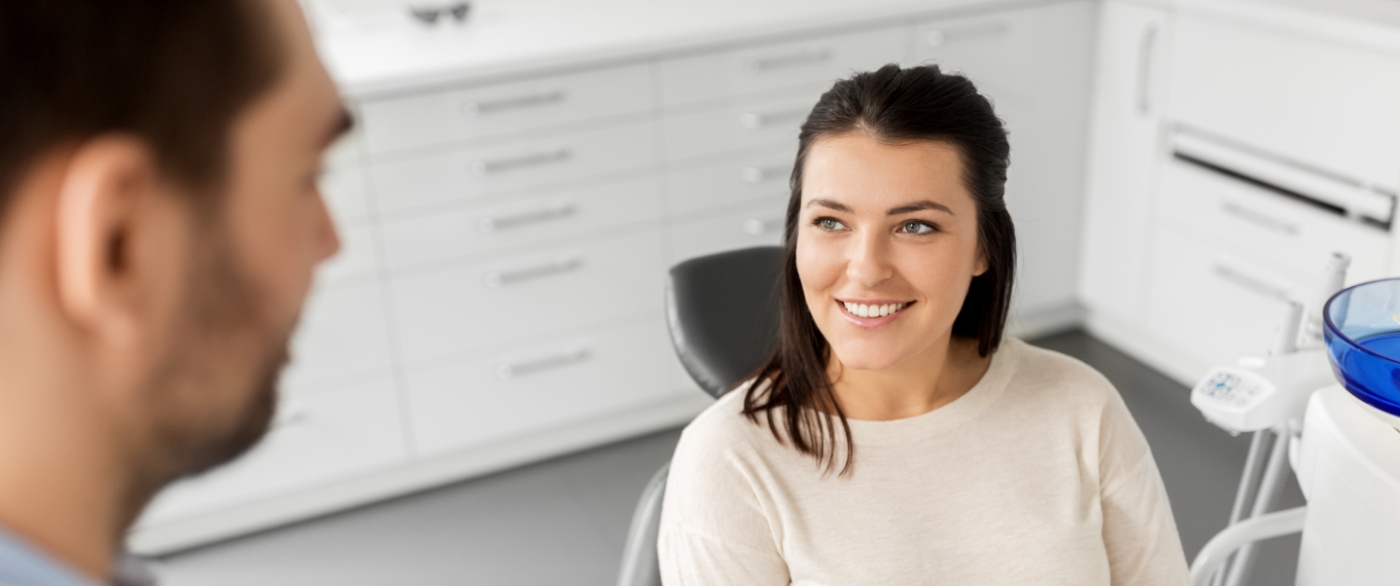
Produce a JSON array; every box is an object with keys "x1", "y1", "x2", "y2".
[{"x1": 657, "y1": 65, "x2": 1192, "y2": 586}]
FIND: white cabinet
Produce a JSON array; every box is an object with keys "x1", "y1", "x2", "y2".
[
  {"x1": 1079, "y1": 0, "x2": 1171, "y2": 327},
  {"x1": 1080, "y1": 0, "x2": 1400, "y2": 383}
]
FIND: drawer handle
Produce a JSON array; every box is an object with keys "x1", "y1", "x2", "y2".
[
  {"x1": 478, "y1": 201, "x2": 578, "y2": 233},
  {"x1": 496, "y1": 344, "x2": 592, "y2": 379},
  {"x1": 743, "y1": 217, "x2": 784, "y2": 236},
  {"x1": 925, "y1": 22, "x2": 1010, "y2": 46},
  {"x1": 741, "y1": 165, "x2": 790, "y2": 184},
  {"x1": 1212, "y1": 263, "x2": 1288, "y2": 301},
  {"x1": 747, "y1": 47, "x2": 832, "y2": 72},
  {"x1": 461, "y1": 90, "x2": 566, "y2": 117},
  {"x1": 472, "y1": 147, "x2": 571, "y2": 176},
  {"x1": 484, "y1": 254, "x2": 582, "y2": 288},
  {"x1": 740, "y1": 108, "x2": 808, "y2": 130},
  {"x1": 1137, "y1": 23, "x2": 1159, "y2": 115},
  {"x1": 1221, "y1": 201, "x2": 1300, "y2": 235}
]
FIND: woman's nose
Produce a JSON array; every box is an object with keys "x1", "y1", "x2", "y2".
[{"x1": 846, "y1": 229, "x2": 892, "y2": 287}]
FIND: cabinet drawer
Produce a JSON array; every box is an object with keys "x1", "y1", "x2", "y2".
[
  {"x1": 1169, "y1": 14, "x2": 1400, "y2": 191},
  {"x1": 913, "y1": 2, "x2": 1092, "y2": 109},
  {"x1": 662, "y1": 91, "x2": 813, "y2": 163},
  {"x1": 280, "y1": 281, "x2": 396, "y2": 394},
  {"x1": 669, "y1": 200, "x2": 787, "y2": 264},
  {"x1": 1157, "y1": 158, "x2": 1392, "y2": 283},
  {"x1": 390, "y1": 229, "x2": 666, "y2": 364},
  {"x1": 660, "y1": 25, "x2": 910, "y2": 107},
  {"x1": 370, "y1": 119, "x2": 660, "y2": 215},
  {"x1": 359, "y1": 63, "x2": 654, "y2": 155},
  {"x1": 406, "y1": 318, "x2": 676, "y2": 456},
  {"x1": 665, "y1": 148, "x2": 793, "y2": 217},
  {"x1": 381, "y1": 175, "x2": 662, "y2": 271},
  {"x1": 1145, "y1": 226, "x2": 1300, "y2": 368},
  {"x1": 138, "y1": 375, "x2": 407, "y2": 524}
]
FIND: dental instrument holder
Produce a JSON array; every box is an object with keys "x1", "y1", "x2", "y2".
[{"x1": 1188, "y1": 252, "x2": 1351, "y2": 586}]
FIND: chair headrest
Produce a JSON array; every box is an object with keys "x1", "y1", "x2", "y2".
[{"x1": 665, "y1": 246, "x2": 783, "y2": 398}]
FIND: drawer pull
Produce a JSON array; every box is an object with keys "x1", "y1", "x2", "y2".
[
  {"x1": 1137, "y1": 23, "x2": 1159, "y2": 115},
  {"x1": 741, "y1": 165, "x2": 790, "y2": 184},
  {"x1": 496, "y1": 344, "x2": 591, "y2": 379},
  {"x1": 743, "y1": 217, "x2": 784, "y2": 236},
  {"x1": 747, "y1": 48, "x2": 832, "y2": 72},
  {"x1": 461, "y1": 90, "x2": 566, "y2": 117},
  {"x1": 1213, "y1": 263, "x2": 1288, "y2": 301},
  {"x1": 478, "y1": 201, "x2": 578, "y2": 233},
  {"x1": 925, "y1": 22, "x2": 1010, "y2": 47},
  {"x1": 740, "y1": 108, "x2": 808, "y2": 130},
  {"x1": 484, "y1": 254, "x2": 582, "y2": 288},
  {"x1": 1221, "y1": 201, "x2": 1300, "y2": 235},
  {"x1": 472, "y1": 147, "x2": 571, "y2": 176}
]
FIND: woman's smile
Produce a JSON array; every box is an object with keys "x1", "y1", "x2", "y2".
[{"x1": 836, "y1": 298, "x2": 916, "y2": 329}]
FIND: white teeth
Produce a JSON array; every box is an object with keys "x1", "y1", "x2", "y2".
[{"x1": 843, "y1": 301, "x2": 908, "y2": 318}]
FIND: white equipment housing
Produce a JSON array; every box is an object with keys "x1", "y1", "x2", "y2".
[{"x1": 1292, "y1": 385, "x2": 1400, "y2": 585}]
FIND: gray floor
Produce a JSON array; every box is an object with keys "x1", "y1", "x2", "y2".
[{"x1": 154, "y1": 330, "x2": 1304, "y2": 585}]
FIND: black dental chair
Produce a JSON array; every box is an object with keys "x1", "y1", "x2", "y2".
[{"x1": 615, "y1": 245, "x2": 783, "y2": 586}]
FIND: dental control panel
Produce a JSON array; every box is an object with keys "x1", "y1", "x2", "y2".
[{"x1": 1191, "y1": 349, "x2": 1335, "y2": 433}]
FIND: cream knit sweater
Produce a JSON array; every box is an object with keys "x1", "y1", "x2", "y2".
[{"x1": 659, "y1": 338, "x2": 1191, "y2": 585}]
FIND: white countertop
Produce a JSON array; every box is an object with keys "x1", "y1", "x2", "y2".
[{"x1": 310, "y1": 0, "x2": 1400, "y2": 99}]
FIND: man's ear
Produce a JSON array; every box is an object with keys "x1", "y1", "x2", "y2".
[{"x1": 53, "y1": 136, "x2": 164, "y2": 342}]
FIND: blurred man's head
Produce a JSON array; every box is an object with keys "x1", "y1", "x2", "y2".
[{"x1": 0, "y1": 0, "x2": 344, "y2": 575}]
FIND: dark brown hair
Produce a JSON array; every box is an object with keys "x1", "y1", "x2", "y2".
[
  {"x1": 741, "y1": 64, "x2": 1016, "y2": 474},
  {"x1": 0, "y1": 0, "x2": 283, "y2": 205}
]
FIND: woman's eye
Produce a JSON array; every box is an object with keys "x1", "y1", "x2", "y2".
[
  {"x1": 900, "y1": 220, "x2": 936, "y2": 234},
  {"x1": 815, "y1": 217, "x2": 847, "y2": 231}
]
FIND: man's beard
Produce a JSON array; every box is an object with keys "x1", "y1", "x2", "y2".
[{"x1": 135, "y1": 223, "x2": 296, "y2": 492}]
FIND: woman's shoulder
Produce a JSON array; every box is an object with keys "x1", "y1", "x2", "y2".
[
  {"x1": 1002, "y1": 337, "x2": 1122, "y2": 409},
  {"x1": 666, "y1": 379, "x2": 789, "y2": 499},
  {"x1": 677, "y1": 379, "x2": 776, "y2": 455}
]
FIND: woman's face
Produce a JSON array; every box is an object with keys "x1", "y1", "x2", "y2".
[{"x1": 796, "y1": 131, "x2": 987, "y2": 372}]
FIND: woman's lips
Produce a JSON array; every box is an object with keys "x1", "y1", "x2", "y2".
[{"x1": 836, "y1": 299, "x2": 915, "y2": 329}]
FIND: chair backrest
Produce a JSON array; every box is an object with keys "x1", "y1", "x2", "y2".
[{"x1": 665, "y1": 246, "x2": 784, "y2": 398}]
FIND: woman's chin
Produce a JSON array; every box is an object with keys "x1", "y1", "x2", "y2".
[{"x1": 829, "y1": 344, "x2": 912, "y2": 373}]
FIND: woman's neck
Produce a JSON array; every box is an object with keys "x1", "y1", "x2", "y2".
[{"x1": 829, "y1": 336, "x2": 992, "y2": 421}]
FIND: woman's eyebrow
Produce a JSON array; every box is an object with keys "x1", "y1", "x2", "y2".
[
  {"x1": 886, "y1": 200, "x2": 954, "y2": 216},
  {"x1": 804, "y1": 198, "x2": 854, "y2": 212}
]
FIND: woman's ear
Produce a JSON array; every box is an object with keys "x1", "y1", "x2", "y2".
[{"x1": 972, "y1": 245, "x2": 989, "y2": 278}]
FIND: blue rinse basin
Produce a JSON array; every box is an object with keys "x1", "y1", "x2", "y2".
[{"x1": 1325, "y1": 277, "x2": 1400, "y2": 417}]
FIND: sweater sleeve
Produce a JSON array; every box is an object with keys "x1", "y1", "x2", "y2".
[
  {"x1": 657, "y1": 418, "x2": 790, "y2": 586},
  {"x1": 1097, "y1": 391, "x2": 1193, "y2": 586}
]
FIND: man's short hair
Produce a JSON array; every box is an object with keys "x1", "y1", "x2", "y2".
[{"x1": 0, "y1": 0, "x2": 284, "y2": 205}]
